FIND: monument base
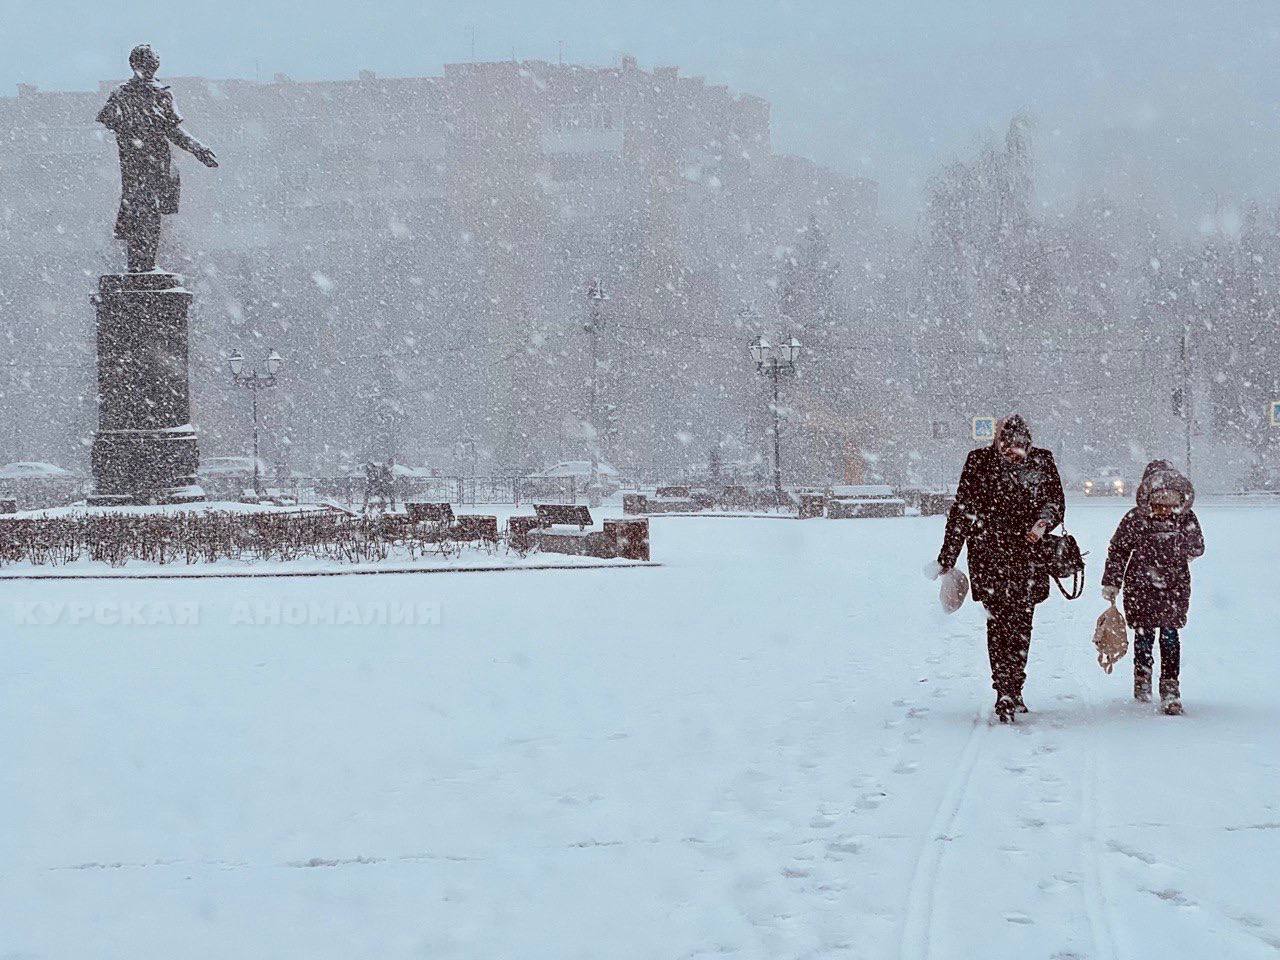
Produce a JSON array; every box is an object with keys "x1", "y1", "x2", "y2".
[
  {"x1": 90, "y1": 272, "x2": 204, "y2": 506},
  {"x1": 89, "y1": 426, "x2": 205, "y2": 505}
]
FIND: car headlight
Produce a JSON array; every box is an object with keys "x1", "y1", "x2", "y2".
[
  {"x1": 1084, "y1": 480, "x2": 1094, "y2": 491},
  {"x1": 1113, "y1": 479, "x2": 1125, "y2": 492}
]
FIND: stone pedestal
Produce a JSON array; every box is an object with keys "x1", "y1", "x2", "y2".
[{"x1": 89, "y1": 272, "x2": 204, "y2": 505}]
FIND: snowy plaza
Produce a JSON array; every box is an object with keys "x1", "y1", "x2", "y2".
[
  {"x1": 6, "y1": 3, "x2": 1280, "y2": 957},
  {"x1": 3, "y1": 500, "x2": 1277, "y2": 959}
]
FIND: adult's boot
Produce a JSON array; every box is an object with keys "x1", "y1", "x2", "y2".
[{"x1": 995, "y1": 694, "x2": 1017, "y2": 724}]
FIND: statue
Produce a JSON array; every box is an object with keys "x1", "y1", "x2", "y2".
[
  {"x1": 97, "y1": 44, "x2": 218, "y2": 272},
  {"x1": 88, "y1": 44, "x2": 213, "y2": 504}
]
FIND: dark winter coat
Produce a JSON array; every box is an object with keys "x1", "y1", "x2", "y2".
[
  {"x1": 938, "y1": 426, "x2": 1066, "y2": 607},
  {"x1": 1102, "y1": 461, "x2": 1205, "y2": 629}
]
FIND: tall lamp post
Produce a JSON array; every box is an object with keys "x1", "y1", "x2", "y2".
[
  {"x1": 750, "y1": 335, "x2": 801, "y2": 500},
  {"x1": 228, "y1": 349, "x2": 283, "y2": 496},
  {"x1": 584, "y1": 277, "x2": 609, "y2": 506}
]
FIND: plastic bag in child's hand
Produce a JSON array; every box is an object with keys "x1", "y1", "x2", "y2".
[
  {"x1": 1093, "y1": 601, "x2": 1128, "y2": 673},
  {"x1": 940, "y1": 568, "x2": 969, "y2": 614}
]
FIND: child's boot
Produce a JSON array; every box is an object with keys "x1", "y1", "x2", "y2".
[
  {"x1": 1134, "y1": 665, "x2": 1152, "y2": 703},
  {"x1": 1133, "y1": 634, "x2": 1154, "y2": 703},
  {"x1": 1158, "y1": 629, "x2": 1182, "y2": 715}
]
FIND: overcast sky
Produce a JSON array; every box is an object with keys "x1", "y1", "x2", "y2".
[{"x1": 7, "y1": 0, "x2": 1280, "y2": 221}]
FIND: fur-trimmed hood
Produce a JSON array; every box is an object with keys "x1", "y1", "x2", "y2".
[{"x1": 1136, "y1": 459, "x2": 1195, "y2": 513}]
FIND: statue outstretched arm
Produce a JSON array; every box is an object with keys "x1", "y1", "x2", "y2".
[{"x1": 166, "y1": 125, "x2": 219, "y2": 168}]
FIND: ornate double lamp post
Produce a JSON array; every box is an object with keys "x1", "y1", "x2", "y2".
[
  {"x1": 750, "y1": 335, "x2": 802, "y2": 499},
  {"x1": 584, "y1": 276, "x2": 609, "y2": 506},
  {"x1": 228, "y1": 349, "x2": 283, "y2": 497}
]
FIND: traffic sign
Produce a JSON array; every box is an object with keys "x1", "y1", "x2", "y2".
[
  {"x1": 1271, "y1": 401, "x2": 1280, "y2": 427},
  {"x1": 972, "y1": 416, "x2": 996, "y2": 442}
]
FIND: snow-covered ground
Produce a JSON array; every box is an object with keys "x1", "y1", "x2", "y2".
[{"x1": 2, "y1": 501, "x2": 1277, "y2": 959}]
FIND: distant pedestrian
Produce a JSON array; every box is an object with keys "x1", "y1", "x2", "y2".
[
  {"x1": 933, "y1": 415, "x2": 1066, "y2": 723},
  {"x1": 1101, "y1": 460, "x2": 1204, "y2": 715}
]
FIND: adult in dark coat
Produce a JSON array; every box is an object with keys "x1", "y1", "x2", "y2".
[
  {"x1": 1101, "y1": 460, "x2": 1204, "y2": 709},
  {"x1": 935, "y1": 415, "x2": 1066, "y2": 722}
]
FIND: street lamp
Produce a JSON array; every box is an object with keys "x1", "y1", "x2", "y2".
[
  {"x1": 584, "y1": 277, "x2": 609, "y2": 506},
  {"x1": 228, "y1": 348, "x2": 284, "y2": 497},
  {"x1": 750, "y1": 334, "x2": 802, "y2": 501}
]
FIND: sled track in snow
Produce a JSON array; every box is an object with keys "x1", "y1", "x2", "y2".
[
  {"x1": 1080, "y1": 732, "x2": 1121, "y2": 960},
  {"x1": 898, "y1": 707, "x2": 988, "y2": 960},
  {"x1": 1068, "y1": 640, "x2": 1123, "y2": 960}
]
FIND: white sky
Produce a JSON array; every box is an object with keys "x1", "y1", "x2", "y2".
[{"x1": 6, "y1": 0, "x2": 1280, "y2": 220}]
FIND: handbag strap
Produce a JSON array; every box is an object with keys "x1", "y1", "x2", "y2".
[
  {"x1": 1049, "y1": 524, "x2": 1085, "y2": 600},
  {"x1": 1053, "y1": 566, "x2": 1085, "y2": 600}
]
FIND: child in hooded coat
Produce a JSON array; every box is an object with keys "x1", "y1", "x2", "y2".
[{"x1": 1101, "y1": 460, "x2": 1205, "y2": 714}]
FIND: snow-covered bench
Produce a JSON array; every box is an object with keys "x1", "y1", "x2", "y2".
[
  {"x1": 509, "y1": 504, "x2": 649, "y2": 560},
  {"x1": 406, "y1": 501, "x2": 498, "y2": 542},
  {"x1": 827, "y1": 485, "x2": 907, "y2": 519}
]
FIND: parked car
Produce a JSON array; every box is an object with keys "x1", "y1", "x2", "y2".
[
  {"x1": 1243, "y1": 464, "x2": 1280, "y2": 495},
  {"x1": 0, "y1": 461, "x2": 86, "y2": 511},
  {"x1": 1083, "y1": 468, "x2": 1131, "y2": 497}
]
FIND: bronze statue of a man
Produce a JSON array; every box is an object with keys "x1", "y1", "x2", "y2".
[{"x1": 97, "y1": 44, "x2": 218, "y2": 272}]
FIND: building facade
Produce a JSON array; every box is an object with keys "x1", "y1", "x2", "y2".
[{"x1": 0, "y1": 57, "x2": 878, "y2": 478}]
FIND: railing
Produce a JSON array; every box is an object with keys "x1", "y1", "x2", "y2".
[{"x1": 197, "y1": 475, "x2": 584, "y2": 509}]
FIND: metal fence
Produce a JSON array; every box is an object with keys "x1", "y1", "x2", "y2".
[
  {"x1": 0, "y1": 473, "x2": 841, "y2": 512},
  {"x1": 197, "y1": 475, "x2": 585, "y2": 508}
]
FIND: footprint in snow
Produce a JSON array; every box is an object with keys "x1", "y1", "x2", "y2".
[
  {"x1": 1107, "y1": 840, "x2": 1160, "y2": 865},
  {"x1": 1003, "y1": 911, "x2": 1035, "y2": 925},
  {"x1": 1037, "y1": 874, "x2": 1076, "y2": 894},
  {"x1": 1148, "y1": 887, "x2": 1197, "y2": 908},
  {"x1": 827, "y1": 836, "x2": 864, "y2": 856}
]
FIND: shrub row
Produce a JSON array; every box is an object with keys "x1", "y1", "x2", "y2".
[{"x1": 0, "y1": 509, "x2": 499, "y2": 568}]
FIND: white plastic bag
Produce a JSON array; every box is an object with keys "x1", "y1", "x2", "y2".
[
  {"x1": 939, "y1": 568, "x2": 970, "y2": 614},
  {"x1": 1093, "y1": 600, "x2": 1129, "y2": 673}
]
